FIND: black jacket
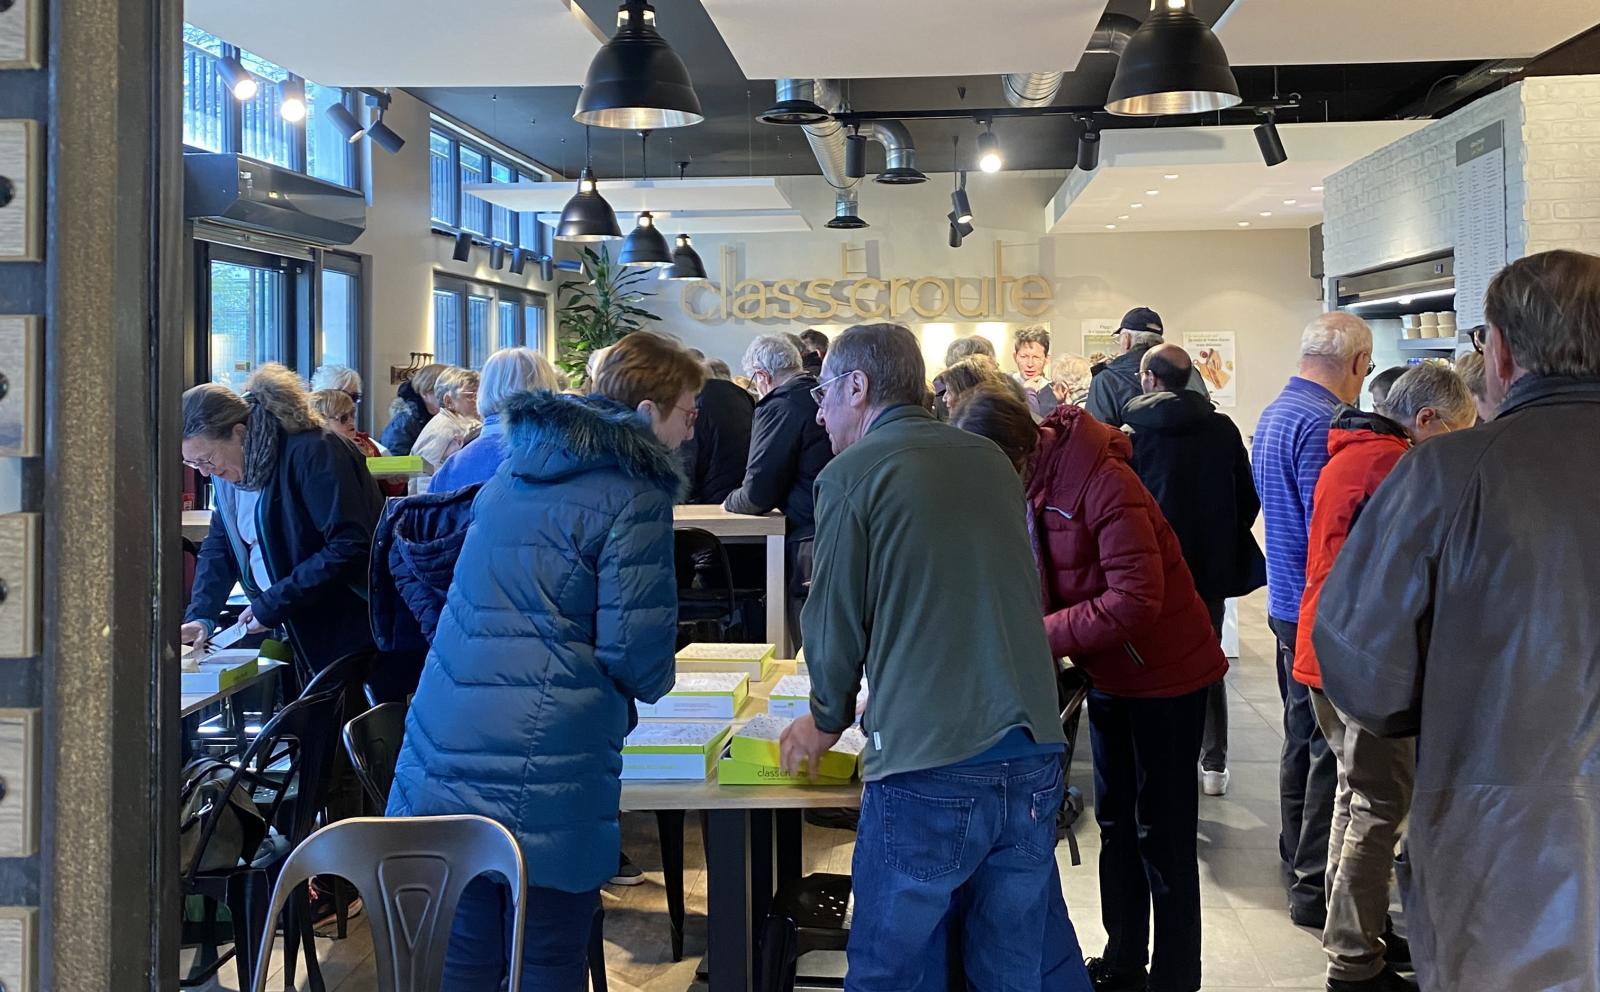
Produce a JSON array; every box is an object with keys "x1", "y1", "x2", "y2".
[
  {"x1": 723, "y1": 372, "x2": 833, "y2": 542},
  {"x1": 380, "y1": 381, "x2": 431, "y2": 456},
  {"x1": 187, "y1": 429, "x2": 385, "y2": 674},
  {"x1": 1086, "y1": 346, "x2": 1210, "y2": 428},
  {"x1": 1123, "y1": 389, "x2": 1266, "y2": 601},
  {"x1": 684, "y1": 378, "x2": 756, "y2": 505}
]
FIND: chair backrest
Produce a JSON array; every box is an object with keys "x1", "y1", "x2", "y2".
[
  {"x1": 674, "y1": 527, "x2": 735, "y2": 611},
  {"x1": 300, "y1": 646, "x2": 377, "y2": 700},
  {"x1": 343, "y1": 702, "x2": 408, "y2": 809},
  {"x1": 251, "y1": 816, "x2": 527, "y2": 992}
]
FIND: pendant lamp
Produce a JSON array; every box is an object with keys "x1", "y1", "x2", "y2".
[
  {"x1": 662, "y1": 233, "x2": 707, "y2": 280},
  {"x1": 620, "y1": 131, "x2": 673, "y2": 267},
  {"x1": 556, "y1": 128, "x2": 623, "y2": 242},
  {"x1": 1105, "y1": 0, "x2": 1240, "y2": 117},
  {"x1": 574, "y1": 1, "x2": 704, "y2": 130}
]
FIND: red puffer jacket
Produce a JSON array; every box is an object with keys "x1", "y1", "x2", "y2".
[
  {"x1": 1294, "y1": 408, "x2": 1410, "y2": 690},
  {"x1": 1028, "y1": 406, "x2": 1228, "y2": 698}
]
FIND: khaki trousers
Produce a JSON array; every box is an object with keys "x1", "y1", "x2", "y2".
[{"x1": 1311, "y1": 690, "x2": 1416, "y2": 982}]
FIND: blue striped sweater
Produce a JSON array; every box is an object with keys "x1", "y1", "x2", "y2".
[{"x1": 1250, "y1": 377, "x2": 1342, "y2": 622}]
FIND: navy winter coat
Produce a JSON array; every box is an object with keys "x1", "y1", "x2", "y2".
[{"x1": 387, "y1": 390, "x2": 684, "y2": 893}]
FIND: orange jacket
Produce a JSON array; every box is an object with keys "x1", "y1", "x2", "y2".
[{"x1": 1294, "y1": 408, "x2": 1410, "y2": 689}]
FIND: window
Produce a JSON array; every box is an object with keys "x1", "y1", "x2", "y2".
[
  {"x1": 430, "y1": 131, "x2": 456, "y2": 225},
  {"x1": 237, "y1": 50, "x2": 294, "y2": 168},
  {"x1": 429, "y1": 122, "x2": 551, "y2": 256},
  {"x1": 182, "y1": 27, "x2": 227, "y2": 152},
  {"x1": 208, "y1": 255, "x2": 288, "y2": 390},
  {"x1": 306, "y1": 82, "x2": 354, "y2": 187},
  {"x1": 434, "y1": 275, "x2": 547, "y2": 367},
  {"x1": 433, "y1": 288, "x2": 463, "y2": 367},
  {"x1": 319, "y1": 267, "x2": 359, "y2": 368},
  {"x1": 497, "y1": 299, "x2": 521, "y2": 349},
  {"x1": 466, "y1": 295, "x2": 493, "y2": 367},
  {"x1": 459, "y1": 147, "x2": 488, "y2": 235},
  {"x1": 524, "y1": 301, "x2": 547, "y2": 353}
]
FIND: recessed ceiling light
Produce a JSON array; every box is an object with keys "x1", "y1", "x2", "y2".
[
  {"x1": 1311, "y1": 185, "x2": 1324, "y2": 192},
  {"x1": 1118, "y1": 214, "x2": 1130, "y2": 220},
  {"x1": 1163, "y1": 174, "x2": 1179, "y2": 180},
  {"x1": 1130, "y1": 202, "x2": 1144, "y2": 209},
  {"x1": 1283, "y1": 199, "x2": 1297, "y2": 205},
  {"x1": 1259, "y1": 211, "x2": 1273, "y2": 217},
  {"x1": 1105, "y1": 224, "x2": 1117, "y2": 230},
  {"x1": 1237, "y1": 221, "x2": 1250, "y2": 227},
  {"x1": 1145, "y1": 189, "x2": 1160, "y2": 196}
]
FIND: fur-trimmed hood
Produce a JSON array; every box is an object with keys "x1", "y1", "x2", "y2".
[{"x1": 500, "y1": 390, "x2": 687, "y2": 500}]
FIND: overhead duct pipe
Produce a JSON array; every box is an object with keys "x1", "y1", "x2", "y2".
[
  {"x1": 825, "y1": 189, "x2": 868, "y2": 229},
  {"x1": 861, "y1": 120, "x2": 927, "y2": 184},
  {"x1": 1001, "y1": 12, "x2": 1139, "y2": 107}
]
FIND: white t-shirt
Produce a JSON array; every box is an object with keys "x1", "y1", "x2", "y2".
[{"x1": 232, "y1": 488, "x2": 274, "y2": 593}]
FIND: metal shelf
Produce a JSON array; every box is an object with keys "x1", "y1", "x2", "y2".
[{"x1": 1397, "y1": 336, "x2": 1464, "y2": 353}]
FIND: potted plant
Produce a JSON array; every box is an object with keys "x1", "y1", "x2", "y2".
[{"x1": 556, "y1": 245, "x2": 661, "y2": 385}]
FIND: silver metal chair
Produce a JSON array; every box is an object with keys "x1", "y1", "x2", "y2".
[{"x1": 250, "y1": 815, "x2": 528, "y2": 992}]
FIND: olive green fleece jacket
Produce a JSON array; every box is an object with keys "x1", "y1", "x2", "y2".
[{"x1": 801, "y1": 405, "x2": 1067, "y2": 781}]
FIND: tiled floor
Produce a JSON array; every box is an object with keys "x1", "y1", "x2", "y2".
[{"x1": 190, "y1": 592, "x2": 1333, "y2": 991}]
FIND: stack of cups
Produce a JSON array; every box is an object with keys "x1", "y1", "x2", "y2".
[
  {"x1": 1438, "y1": 310, "x2": 1458, "y2": 339},
  {"x1": 1420, "y1": 312, "x2": 1440, "y2": 338}
]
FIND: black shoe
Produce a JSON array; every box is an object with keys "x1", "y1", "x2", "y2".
[
  {"x1": 609, "y1": 852, "x2": 645, "y2": 887},
  {"x1": 1382, "y1": 924, "x2": 1411, "y2": 967},
  {"x1": 1290, "y1": 903, "x2": 1327, "y2": 929},
  {"x1": 1085, "y1": 957, "x2": 1148, "y2": 992},
  {"x1": 1327, "y1": 965, "x2": 1418, "y2": 991},
  {"x1": 804, "y1": 807, "x2": 860, "y2": 831}
]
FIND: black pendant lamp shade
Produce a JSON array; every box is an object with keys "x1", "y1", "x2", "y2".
[
  {"x1": 620, "y1": 211, "x2": 673, "y2": 267},
  {"x1": 663, "y1": 233, "x2": 708, "y2": 280},
  {"x1": 1105, "y1": 1, "x2": 1241, "y2": 117},
  {"x1": 557, "y1": 166, "x2": 623, "y2": 242},
  {"x1": 574, "y1": 1, "x2": 704, "y2": 130}
]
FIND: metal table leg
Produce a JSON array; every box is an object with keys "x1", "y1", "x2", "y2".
[
  {"x1": 775, "y1": 809, "x2": 802, "y2": 885},
  {"x1": 749, "y1": 809, "x2": 775, "y2": 939},
  {"x1": 705, "y1": 808, "x2": 752, "y2": 991}
]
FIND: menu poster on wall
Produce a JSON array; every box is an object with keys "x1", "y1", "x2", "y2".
[
  {"x1": 1082, "y1": 318, "x2": 1121, "y2": 367},
  {"x1": 1184, "y1": 331, "x2": 1238, "y2": 408},
  {"x1": 1454, "y1": 121, "x2": 1506, "y2": 329}
]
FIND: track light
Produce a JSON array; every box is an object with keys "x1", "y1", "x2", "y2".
[
  {"x1": 509, "y1": 248, "x2": 528, "y2": 275},
  {"x1": 574, "y1": 0, "x2": 704, "y2": 130},
  {"x1": 452, "y1": 232, "x2": 473, "y2": 262},
  {"x1": 279, "y1": 78, "x2": 306, "y2": 123},
  {"x1": 845, "y1": 130, "x2": 867, "y2": 180},
  {"x1": 949, "y1": 221, "x2": 963, "y2": 248},
  {"x1": 976, "y1": 126, "x2": 1003, "y2": 173},
  {"x1": 946, "y1": 210, "x2": 974, "y2": 238},
  {"x1": 367, "y1": 115, "x2": 405, "y2": 154},
  {"x1": 1255, "y1": 113, "x2": 1287, "y2": 167},
  {"x1": 490, "y1": 243, "x2": 507, "y2": 270},
  {"x1": 1076, "y1": 123, "x2": 1101, "y2": 171},
  {"x1": 539, "y1": 256, "x2": 555, "y2": 282},
  {"x1": 951, "y1": 171, "x2": 973, "y2": 226},
  {"x1": 217, "y1": 57, "x2": 259, "y2": 101},
  {"x1": 325, "y1": 103, "x2": 365, "y2": 143}
]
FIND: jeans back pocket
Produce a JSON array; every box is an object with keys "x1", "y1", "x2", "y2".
[
  {"x1": 880, "y1": 784, "x2": 975, "y2": 882},
  {"x1": 1016, "y1": 765, "x2": 1065, "y2": 862}
]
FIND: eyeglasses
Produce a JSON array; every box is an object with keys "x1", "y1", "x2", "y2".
[
  {"x1": 1367, "y1": 360, "x2": 1376, "y2": 376},
  {"x1": 182, "y1": 453, "x2": 219, "y2": 472},
  {"x1": 345, "y1": 390, "x2": 363, "y2": 405},
  {"x1": 809, "y1": 370, "x2": 855, "y2": 406},
  {"x1": 1471, "y1": 326, "x2": 1486, "y2": 354}
]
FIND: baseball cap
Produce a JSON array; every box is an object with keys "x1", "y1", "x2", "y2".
[{"x1": 1119, "y1": 307, "x2": 1164, "y2": 335}]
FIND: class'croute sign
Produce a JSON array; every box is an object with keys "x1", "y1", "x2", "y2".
[{"x1": 682, "y1": 243, "x2": 1053, "y2": 324}]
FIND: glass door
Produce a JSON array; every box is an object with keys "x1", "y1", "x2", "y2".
[{"x1": 205, "y1": 247, "x2": 296, "y2": 389}]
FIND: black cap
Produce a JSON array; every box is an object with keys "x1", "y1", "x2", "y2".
[{"x1": 1120, "y1": 307, "x2": 1164, "y2": 335}]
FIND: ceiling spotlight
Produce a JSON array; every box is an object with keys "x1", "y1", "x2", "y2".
[
  {"x1": 663, "y1": 233, "x2": 708, "y2": 280},
  {"x1": 619, "y1": 211, "x2": 673, "y2": 267},
  {"x1": 952, "y1": 184, "x2": 973, "y2": 226},
  {"x1": 1145, "y1": 189, "x2": 1160, "y2": 196},
  {"x1": 1130, "y1": 202, "x2": 1144, "y2": 209},
  {"x1": 452, "y1": 231, "x2": 473, "y2": 262},
  {"x1": 845, "y1": 130, "x2": 867, "y2": 180},
  {"x1": 367, "y1": 115, "x2": 406, "y2": 154},
  {"x1": 1118, "y1": 214, "x2": 1130, "y2": 220},
  {"x1": 325, "y1": 103, "x2": 365, "y2": 143},
  {"x1": 216, "y1": 56, "x2": 259, "y2": 101},
  {"x1": 759, "y1": 79, "x2": 831, "y2": 126},
  {"x1": 1259, "y1": 210, "x2": 1273, "y2": 217},
  {"x1": 977, "y1": 125, "x2": 1003, "y2": 173},
  {"x1": 1076, "y1": 124, "x2": 1101, "y2": 172},
  {"x1": 509, "y1": 247, "x2": 528, "y2": 275},
  {"x1": 539, "y1": 256, "x2": 556, "y2": 282},
  {"x1": 949, "y1": 221, "x2": 964, "y2": 248},
  {"x1": 1255, "y1": 112, "x2": 1288, "y2": 167},
  {"x1": 490, "y1": 243, "x2": 508, "y2": 270},
  {"x1": 946, "y1": 210, "x2": 974, "y2": 238},
  {"x1": 1283, "y1": 198, "x2": 1297, "y2": 205},
  {"x1": 279, "y1": 78, "x2": 307, "y2": 123},
  {"x1": 1237, "y1": 221, "x2": 1250, "y2": 227},
  {"x1": 1105, "y1": 0, "x2": 1241, "y2": 116},
  {"x1": 574, "y1": 0, "x2": 704, "y2": 130},
  {"x1": 1163, "y1": 173, "x2": 1179, "y2": 180},
  {"x1": 1105, "y1": 224, "x2": 1117, "y2": 230},
  {"x1": 1311, "y1": 185, "x2": 1324, "y2": 192}
]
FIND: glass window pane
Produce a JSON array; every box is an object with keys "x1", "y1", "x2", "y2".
[
  {"x1": 524, "y1": 302, "x2": 546, "y2": 353},
  {"x1": 490, "y1": 161, "x2": 515, "y2": 243},
  {"x1": 466, "y1": 295, "x2": 492, "y2": 367},
  {"x1": 460, "y1": 147, "x2": 488, "y2": 235},
  {"x1": 496, "y1": 299, "x2": 520, "y2": 349},
  {"x1": 429, "y1": 131, "x2": 455, "y2": 225},
  {"x1": 210, "y1": 260, "x2": 284, "y2": 390},
  {"x1": 238, "y1": 52, "x2": 293, "y2": 167},
  {"x1": 433, "y1": 289, "x2": 463, "y2": 366},
  {"x1": 182, "y1": 26, "x2": 227, "y2": 152},
  {"x1": 306, "y1": 84, "x2": 353, "y2": 187},
  {"x1": 518, "y1": 173, "x2": 543, "y2": 251},
  {"x1": 320, "y1": 269, "x2": 358, "y2": 368}
]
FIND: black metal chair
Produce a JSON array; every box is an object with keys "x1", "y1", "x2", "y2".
[
  {"x1": 673, "y1": 527, "x2": 742, "y2": 644},
  {"x1": 342, "y1": 701, "x2": 407, "y2": 811}
]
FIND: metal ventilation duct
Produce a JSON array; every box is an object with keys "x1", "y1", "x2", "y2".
[
  {"x1": 1001, "y1": 13, "x2": 1139, "y2": 108},
  {"x1": 861, "y1": 120, "x2": 927, "y2": 183}
]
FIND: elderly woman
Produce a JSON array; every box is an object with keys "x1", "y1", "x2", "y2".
[
  {"x1": 432, "y1": 348, "x2": 562, "y2": 491},
  {"x1": 388, "y1": 331, "x2": 705, "y2": 990},
  {"x1": 180, "y1": 364, "x2": 383, "y2": 673},
  {"x1": 1049, "y1": 353, "x2": 1094, "y2": 409},
  {"x1": 410, "y1": 367, "x2": 481, "y2": 474},
  {"x1": 380, "y1": 362, "x2": 447, "y2": 456},
  {"x1": 311, "y1": 364, "x2": 363, "y2": 405},
  {"x1": 939, "y1": 354, "x2": 1029, "y2": 413}
]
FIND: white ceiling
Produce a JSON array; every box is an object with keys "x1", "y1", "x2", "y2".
[
  {"x1": 183, "y1": 0, "x2": 605, "y2": 87},
  {"x1": 1048, "y1": 121, "x2": 1429, "y2": 234},
  {"x1": 698, "y1": 0, "x2": 1111, "y2": 79},
  {"x1": 536, "y1": 211, "x2": 813, "y2": 234},
  {"x1": 1216, "y1": 0, "x2": 1600, "y2": 65},
  {"x1": 466, "y1": 176, "x2": 797, "y2": 213}
]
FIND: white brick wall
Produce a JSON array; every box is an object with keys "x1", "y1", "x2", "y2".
[{"x1": 1520, "y1": 76, "x2": 1600, "y2": 257}]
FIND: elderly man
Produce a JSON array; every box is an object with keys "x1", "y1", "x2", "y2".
[
  {"x1": 1086, "y1": 308, "x2": 1209, "y2": 427},
  {"x1": 1123, "y1": 344, "x2": 1265, "y2": 798},
  {"x1": 1294, "y1": 365, "x2": 1476, "y2": 992},
  {"x1": 780, "y1": 323, "x2": 1084, "y2": 989},
  {"x1": 1252, "y1": 311, "x2": 1374, "y2": 927},
  {"x1": 1315, "y1": 250, "x2": 1600, "y2": 992},
  {"x1": 723, "y1": 334, "x2": 832, "y2": 646}
]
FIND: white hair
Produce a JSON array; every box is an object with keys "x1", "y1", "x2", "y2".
[
  {"x1": 478, "y1": 347, "x2": 561, "y2": 417},
  {"x1": 1124, "y1": 330, "x2": 1164, "y2": 351},
  {"x1": 1049, "y1": 352, "x2": 1093, "y2": 399},
  {"x1": 1300, "y1": 312, "x2": 1373, "y2": 361},
  {"x1": 311, "y1": 364, "x2": 361, "y2": 394},
  {"x1": 585, "y1": 345, "x2": 614, "y2": 386},
  {"x1": 742, "y1": 335, "x2": 803, "y2": 378},
  {"x1": 1382, "y1": 364, "x2": 1476, "y2": 428}
]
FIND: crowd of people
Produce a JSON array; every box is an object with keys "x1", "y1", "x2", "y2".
[{"x1": 176, "y1": 247, "x2": 1600, "y2": 992}]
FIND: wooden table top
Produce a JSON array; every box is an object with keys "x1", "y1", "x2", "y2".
[{"x1": 182, "y1": 504, "x2": 786, "y2": 541}]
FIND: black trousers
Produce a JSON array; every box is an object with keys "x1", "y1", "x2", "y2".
[
  {"x1": 1200, "y1": 598, "x2": 1228, "y2": 772},
  {"x1": 1268, "y1": 616, "x2": 1337, "y2": 917},
  {"x1": 1090, "y1": 686, "x2": 1209, "y2": 992}
]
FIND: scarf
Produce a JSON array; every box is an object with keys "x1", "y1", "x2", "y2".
[{"x1": 237, "y1": 396, "x2": 284, "y2": 492}]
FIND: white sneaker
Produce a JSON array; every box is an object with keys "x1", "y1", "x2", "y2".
[{"x1": 1201, "y1": 768, "x2": 1230, "y2": 796}]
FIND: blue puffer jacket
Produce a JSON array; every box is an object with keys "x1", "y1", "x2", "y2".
[{"x1": 387, "y1": 389, "x2": 684, "y2": 893}]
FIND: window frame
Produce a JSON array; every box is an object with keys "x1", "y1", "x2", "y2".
[
  {"x1": 427, "y1": 123, "x2": 553, "y2": 262},
  {"x1": 316, "y1": 252, "x2": 364, "y2": 377},
  {"x1": 432, "y1": 273, "x2": 549, "y2": 367}
]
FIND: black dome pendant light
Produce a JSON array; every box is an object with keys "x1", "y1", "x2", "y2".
[
  {"x1": 663, "y1": 234, "x2": 708, "y2": 280},
  {"x1": 619, "y1": 130, "x2": 673, "y2": 268},
  {"x1": 574, "y1": 0, "x2": 704, "y2": 131},
  {"x1": 557, "y1": 127, "x2": 624, "y2": 242},
  {"x1": 1105, "y1": 0, "x2": 1241, "y2": 117}
]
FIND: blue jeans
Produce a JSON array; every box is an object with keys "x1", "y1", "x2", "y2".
[
  {"x1": 847, "y1": 753, "x2": 1093, "y2": 991},
  {"x1": 441, "y1": 876, "x2": 598, "y2": 991}
]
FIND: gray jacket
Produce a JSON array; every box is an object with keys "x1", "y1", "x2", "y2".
[{"x1": 1313, "y1": 375, "x2": 1600, "y2": 992}]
